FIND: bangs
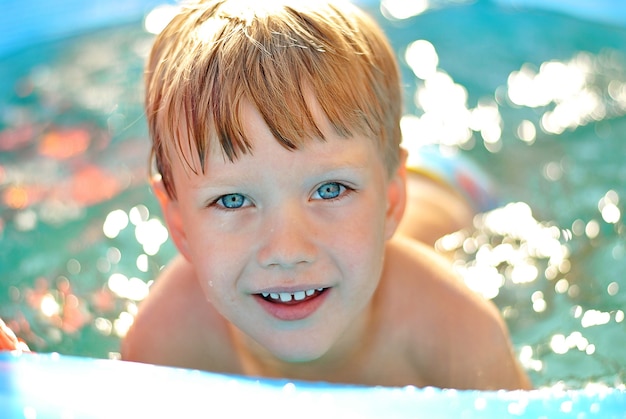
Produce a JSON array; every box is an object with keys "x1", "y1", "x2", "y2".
[{"x1": 147, "y1": 1, "x2": 401, "y2": 197}]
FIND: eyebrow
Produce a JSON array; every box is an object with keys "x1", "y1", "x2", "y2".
[{"x1": 190, "y1": 136, "x2": 375, "y2": 185}]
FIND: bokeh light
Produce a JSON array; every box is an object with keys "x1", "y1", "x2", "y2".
[{"x1": 1, "y1": 0, "x2": 625, "y2": 391}]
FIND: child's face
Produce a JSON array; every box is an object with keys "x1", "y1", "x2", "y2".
[{"x1": 160, "y1": 98, "x2": 405, "y2": 363}]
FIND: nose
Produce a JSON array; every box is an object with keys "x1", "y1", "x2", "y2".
[{"x1": 256, "y1": 203, "x2": 317, "y2": 269}]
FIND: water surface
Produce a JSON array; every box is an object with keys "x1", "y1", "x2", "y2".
[{"x1": 1, "y1": 0, "x2": 625, "y2": 389}]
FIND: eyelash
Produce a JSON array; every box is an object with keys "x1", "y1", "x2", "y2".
[
  {"x1": 208, "y1": 181, "x2": 355, "y2": 210},
  {"x1": 311, "y1": 181, "x2": 354, "y2": 202},
  {"x1": 210, "y1": 193, "x2": 251, "y2": 210}
]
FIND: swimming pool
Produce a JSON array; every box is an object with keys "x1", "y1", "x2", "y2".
[{"x1": 1, "y1": 0, "x2": 625, "y2": 391}]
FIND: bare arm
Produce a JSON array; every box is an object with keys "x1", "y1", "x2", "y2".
[
  {"x1": 386, "y1": 238, "x2": 532, "y2": 390},
  {"x1": 444, "y1": 310, "x2": 532, "y2": 390},
  {"x1": 122, "y1": 255, "x2": 237, "y2": 372}
]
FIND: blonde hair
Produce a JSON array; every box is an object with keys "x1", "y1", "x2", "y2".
[{"x1": 146, "y1": 0, "x2": 402, "y2": 198}]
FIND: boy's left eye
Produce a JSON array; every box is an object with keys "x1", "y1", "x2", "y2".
[
  {"x1": 313, "y1": 182, "x2": 347, "y2": 200},
  {"x1": 215, "y1": 193, "x2": 249, "y2": 209}
]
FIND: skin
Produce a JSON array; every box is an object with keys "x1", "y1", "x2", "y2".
[
  {"x1": 121, "y1": 98, "x2": 531, "y2": 390},
  {"x1": 0, "y1": 319, "x2": 29, "y2": 352}
]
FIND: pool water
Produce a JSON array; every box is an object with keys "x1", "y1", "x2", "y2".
[{"x1": 1, "y1": 0, "x2": 625, "y2": 389}]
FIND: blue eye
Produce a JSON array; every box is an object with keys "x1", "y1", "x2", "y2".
[
  {"x1": 218, "y1": 193, "x2": 246, "y2": 209},
  {"x1": 315, "y1": 182, "x2": 343, "y2": 200}
]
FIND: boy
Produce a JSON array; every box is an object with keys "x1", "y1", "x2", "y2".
[{"x1": 121, "y1": 0, "x2": 531, "y2": 390}]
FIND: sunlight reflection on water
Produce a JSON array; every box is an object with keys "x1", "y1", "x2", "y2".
[
  {"x1": 401, "y1": 37, "x2": 626, "y2": 153},
  {"x1": 393, "y1": 1, "x2": 626, "y2": 387},
  {"x1": 0, "y1": 0, "x2": 625, "y2": 389}
]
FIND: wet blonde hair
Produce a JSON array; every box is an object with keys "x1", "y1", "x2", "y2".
[{"x1": 146, "y1": 0, "x2": 402, "y2": 198}]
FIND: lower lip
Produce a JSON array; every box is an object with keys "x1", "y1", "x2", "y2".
[{"x1": 255, "y1": 290, "x2": 329, "y2": 321}]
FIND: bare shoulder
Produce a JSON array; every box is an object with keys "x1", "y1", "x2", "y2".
[
  {"x1": 382, "y1": 237, "x2": 531, "y2": 390},
  {"x1": 121, "y1": 255, "x2": 236, "y2": 372}
]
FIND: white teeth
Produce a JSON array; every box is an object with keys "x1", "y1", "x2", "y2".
[
  {"x1": 279, "y1": 293, "x2": 293, "y2": 302},
  {"x1": 261, "y1": 288, "x2": 325, "y2": 302}
]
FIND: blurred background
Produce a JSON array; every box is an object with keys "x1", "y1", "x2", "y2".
[{"x1": 1, "y1": 0, "x2": 625, "y2": 389}]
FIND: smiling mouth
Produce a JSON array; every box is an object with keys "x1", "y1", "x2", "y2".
[{"x1": 260, "y1": 288, "x2": 327, "y2": 304}]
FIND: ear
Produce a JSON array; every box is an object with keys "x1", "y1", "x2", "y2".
[
  {"x1": 152, "y1": 176, "x2": 191, "y2": 261},
  {"x1": 383, "y1": 148, "x2": 408, "y2": 240}
]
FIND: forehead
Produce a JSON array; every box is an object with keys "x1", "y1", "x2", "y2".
[
  {"x1": 174, "y1": 93, "x2": 378, "y2": 162},
  {"x1": 170, "y1": 98, "x2": 385, "y2": 186}
]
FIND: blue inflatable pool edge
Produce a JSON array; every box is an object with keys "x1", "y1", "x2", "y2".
[{"x1": 0, "y1": 352, "x2": 624, "y2": 418}]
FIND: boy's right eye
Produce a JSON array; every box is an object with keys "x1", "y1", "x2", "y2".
[{"x1": 214, "y1": 193, "x2": 249, "y2": 209}]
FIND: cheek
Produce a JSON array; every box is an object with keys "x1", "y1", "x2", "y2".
[
  {"x1": 179, "y1": 202, "x2": 230, "y2": 257},
  {"x1": 193, "y1": 262, "x2": 242, "y2": 319},
  {"x1": 178, "y1": 214, "x2": 244, "y2": 292},
  {"x1": 330, "y1": 197, "x2": 388, "y2": 265}
]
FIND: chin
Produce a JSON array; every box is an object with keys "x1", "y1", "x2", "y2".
[
  {"x1": 269, "y1": 344, "x2": 329, "y2": 364},
  {"x1": 260, "y1": 334, "x2": 333, "y2": 364}
]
